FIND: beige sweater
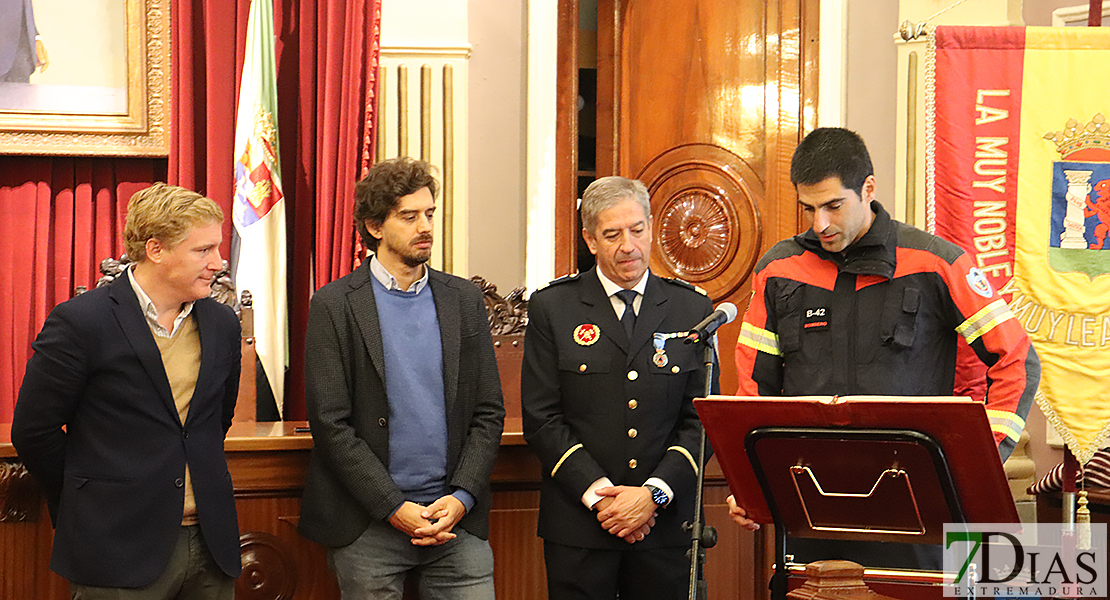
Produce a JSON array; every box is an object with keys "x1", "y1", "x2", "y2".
[{"x1": 153, "y1": 315, "x2": 201, "y2": 525}]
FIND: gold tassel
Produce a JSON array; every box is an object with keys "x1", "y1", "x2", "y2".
[{"x1": 1077, "y1": 490, "x2": 1092, "y2": 550}]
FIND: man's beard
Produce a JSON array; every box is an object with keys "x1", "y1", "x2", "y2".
[{"x1": 397, "y1": 235, "x2": 433, "y2": 268}]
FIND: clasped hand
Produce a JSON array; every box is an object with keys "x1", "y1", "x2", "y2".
[
  {"x1": 388, "y1": 495, "x2": 466, "y2": 546},
  {"x1": 594, "y1": 486, "x2": 657, "y2": 544}
]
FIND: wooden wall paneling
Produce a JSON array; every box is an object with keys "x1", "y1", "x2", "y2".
[
  {"x1": 225, "y1": 432, "x2": 338, "y2": 600},
  {"x1": 489, "y1": 490, "x2": 546, "y2": 600},
  {"x1": 618, "y1": 0, "x2": 770, "y2": 173},
  {"x1": 762, "y1": 0, "x2": 821, "y2": 251},
  {"x1": 235, "y1": 496, "x2": 339, "y2": 600},
  {"x1": 679, "y1": 469, "x2": 777, "y2": 599},
  {"x1": 0, "y1": 469, "x2": 68, "y2": 600},
  {"x1": 701, "y1": 484, "x2": 741, "y2": 597},
  {"x1": 591, "y1": 0, "x2": 817, "y2": 396},
  {"x1": 555, "y1": 0, "x2": 581, "y2": 276},
  {"x1": 596, "y1": 0, "x2": 621, "y2": 178},
  {"x1": 5, "y1": 427, "x2": 755, "y2": 599}
]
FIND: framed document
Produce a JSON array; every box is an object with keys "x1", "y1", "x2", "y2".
[{"x1": 0, "y1": 0, "x2": 168, "y2": 156}]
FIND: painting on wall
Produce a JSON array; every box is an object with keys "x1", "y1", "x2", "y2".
[{"x1": 0, "y1": 0, "x2": 168, "y2": 156}]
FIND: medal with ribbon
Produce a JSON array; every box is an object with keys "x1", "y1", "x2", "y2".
[{"x1": 652, "y1": 332, "x2": 684, "y2": 367}]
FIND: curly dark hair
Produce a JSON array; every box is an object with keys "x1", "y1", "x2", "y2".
[{"x1": 354, "y1": 157, "x2": 439, "y2": 251}]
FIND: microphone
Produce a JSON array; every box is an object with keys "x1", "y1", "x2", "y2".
[{"x1": 684, "y1": 302, "x2": 738, "y2": 344}]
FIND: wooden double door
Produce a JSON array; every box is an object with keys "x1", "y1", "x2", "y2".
[{"x1": 556, "y1": 0, "x2": 819, "y2": 395}]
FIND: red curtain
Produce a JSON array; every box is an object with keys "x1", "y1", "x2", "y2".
[
  {"x1": 0, "y1": 0, "x2": 379, "y2": 421},
  {"x1": 169, "y1": 0, "x2": 381, "y2": 420},
  {"x1": 0, "y1": 159, "x2": 166, "y2": 421}
]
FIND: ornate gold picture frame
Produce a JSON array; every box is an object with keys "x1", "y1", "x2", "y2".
[{"x1": 0, "y1": 0, "x2": 169, "y2": 156}]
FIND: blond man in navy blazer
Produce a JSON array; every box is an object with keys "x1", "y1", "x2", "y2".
[{"x1": 13, "y1": 184, "x2": 241, "y2": 599}]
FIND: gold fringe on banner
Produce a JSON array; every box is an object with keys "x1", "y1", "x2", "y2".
[{"x1": 1036, "y1": 387, "x2": 1110, "y2": 466}]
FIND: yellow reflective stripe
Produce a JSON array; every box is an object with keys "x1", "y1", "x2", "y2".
[
  {"x1": 956, "y1": 300, "x2": 1014, "y2": 344},
  {"x1": 987, "y1": 409, "x2": 1026, "y2": 442},
  {"x1": 551, "y1": 443, "x2": 583, "y2": 477},
  {"x1": 668, "y1": 446, "x2": 699, "y2": 476},
  {"x1": 739, "y1": 322, "x2": 781, "y2": 356}
]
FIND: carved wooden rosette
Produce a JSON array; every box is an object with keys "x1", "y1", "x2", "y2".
[
  {"x1": 0, "y1": 461, "x2": 41, "y2": 522},
  {"x1": 639, "y1": 144, "x2": 763, "y2": 300},
  {"x1": 237, "y1": 531, "x2": 297, "y2": 600}
]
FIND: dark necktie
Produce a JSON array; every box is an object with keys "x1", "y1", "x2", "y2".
[{"x1": 615, "y1": 289, "x2": 638, "y2": 338}]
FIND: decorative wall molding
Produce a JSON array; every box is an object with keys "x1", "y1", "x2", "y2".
[
  {"x1": 381, "y1": 45, "x2": 472, "y2": 58},
  {"x1": 378, "y1": 45, "x2": 469, "y2": 276}
]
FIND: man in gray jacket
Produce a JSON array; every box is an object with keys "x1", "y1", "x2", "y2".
[{"x1": 298, "y1": 157, "x2": 505, "y2": 599}]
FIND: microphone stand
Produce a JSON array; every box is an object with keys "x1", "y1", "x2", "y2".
[{"x1": 685, "y1": 334, "x2": 718, "y2": 600}]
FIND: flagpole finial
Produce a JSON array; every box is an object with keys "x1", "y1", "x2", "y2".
[
  {"x1": 899, "y1": 20, "x2": 929, "y2": 41},
  {"x1": 899, "y1": 0, "x2": 973, "y2": 41}
]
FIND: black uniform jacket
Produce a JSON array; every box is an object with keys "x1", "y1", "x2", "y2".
[{"x1": 522, "y1": 267, "x2": 717, "y2": 550}]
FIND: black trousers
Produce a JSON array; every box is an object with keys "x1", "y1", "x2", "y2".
[{"x1": 543, "y1": 540, "x2": 690, "y2": 600}]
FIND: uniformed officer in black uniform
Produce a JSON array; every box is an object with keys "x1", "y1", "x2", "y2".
[{"x1": 522, "y1": 176, "x2": 719, "y2": 600}]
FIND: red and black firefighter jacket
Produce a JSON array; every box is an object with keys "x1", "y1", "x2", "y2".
[{"x1": 735, "y1": 201, "x2": 1039, "y2": 460}]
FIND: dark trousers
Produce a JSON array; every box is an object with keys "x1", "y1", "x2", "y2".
[
  {"x1": 543, "y1": 541, "x2": 689, "y2": 600},
  {"x1": 69, "y1": 526, "x2": 234, "y2": 600}
]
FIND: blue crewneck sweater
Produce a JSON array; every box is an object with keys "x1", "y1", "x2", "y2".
[{"x1": 371, "y1": 276, "x2": 451, "y2": 505}]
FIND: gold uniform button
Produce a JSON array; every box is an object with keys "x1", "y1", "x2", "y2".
[
  {"x1": 671, "y1": 365, "x2": 680, "y2": 374},
  {"x1": 628, "y1": 428, "x2": 638, "y2": 438},
  {"x1": 579, "y1": 364, "x2": 587, "y2": 372},
  {"x1": 627, "y1": 370, "x2": 639, "y2": 381},
  {"x1": 628, "y1": 399, "x2": 638, "y2": 409},
  {"x1": 628, "y1": 459, "x2": 638, "y2": 469}
]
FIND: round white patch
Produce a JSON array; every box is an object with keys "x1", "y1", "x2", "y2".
[{"x1": 965, "y1": 267, "x2": 994, "y2": 298}]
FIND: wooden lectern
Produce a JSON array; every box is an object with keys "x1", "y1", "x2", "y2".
[{"x1": 694, "y1": 396, "x2": 1019, "y2": 600}]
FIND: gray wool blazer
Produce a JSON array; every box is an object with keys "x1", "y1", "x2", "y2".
[{"x1": 298, "y1": 263, "x2": 505, "y2": 547}]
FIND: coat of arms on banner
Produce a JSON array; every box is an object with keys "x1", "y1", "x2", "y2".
[{"x1": 1046, "y1": 114, "x2": 1110, "y2": 279}]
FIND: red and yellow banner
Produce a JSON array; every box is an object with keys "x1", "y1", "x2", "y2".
[{"x1": 928, "y1": 26, "x2": 1110, "y2": 464}]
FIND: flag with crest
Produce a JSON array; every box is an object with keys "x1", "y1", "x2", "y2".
[
  {"x1": 928, "y1": 26, "x2": 1110, "y2": 463},
  {"x1": 232, "y1": 0, "x2": 286, "y2": 415}
]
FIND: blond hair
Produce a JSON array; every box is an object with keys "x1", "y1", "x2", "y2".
[{"x1": 123, "y1": 183, "x2": 224, "y2": 262}]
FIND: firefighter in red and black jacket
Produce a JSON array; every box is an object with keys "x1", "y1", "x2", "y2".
[{"x1": 729, "y1": 128, "x2": 1039, "y2": 538}]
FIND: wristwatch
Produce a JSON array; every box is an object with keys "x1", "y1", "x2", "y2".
[{"x1": 645, "y1": 484, "x2": 669, "y2": 507}]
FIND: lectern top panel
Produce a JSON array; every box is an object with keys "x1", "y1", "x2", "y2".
[
  {"x1": 747, "y1": 428, "x2": 961, "y2": 543},
  {"x1": 694, "y1": 395, "x2": 1018, "y2": 527}
]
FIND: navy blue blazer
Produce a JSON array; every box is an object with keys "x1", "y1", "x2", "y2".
[{"x1": 12, "y1": 276, "x2": 242, "y2": 587}]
